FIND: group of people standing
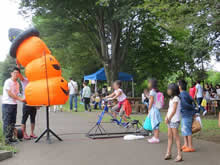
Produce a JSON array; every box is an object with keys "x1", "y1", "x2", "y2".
[
  {"x1": 189, "y1": 81, "x2": 220, "y2": 116},
  {"x1": 141, "y1": 79, "x2": 197, "y2": 162},
  {"x1": 68, "y1": 78, "x2": 92, "y2": 112}
]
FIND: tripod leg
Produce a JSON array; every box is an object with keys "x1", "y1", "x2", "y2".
[
  {"x1": 35, "y1": 129, "x2": 47, "y2": 143},
  {"x1": 49, "y1": 129, "x2": 62, "y2": 141}
]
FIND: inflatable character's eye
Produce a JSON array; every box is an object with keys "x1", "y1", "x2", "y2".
[
  {"x1": 52, "y1": 64, "x2": 60, "y2": 70},
  {"x1": 60, "y1": 79, "x2": 68, "y2": 96}
]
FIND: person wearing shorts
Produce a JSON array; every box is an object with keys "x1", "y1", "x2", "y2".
[
  {"x1": 165, "y1": 83, "x2": 182, "y2": 162},
  {"x1": 105, "y1": 80, "x2": 129, "y2": 126},
  {"x1": 178, "y1": 80, "x2": 195, "y2": 152},
  {"x1": 18, "y1": 71, "x2": 38, "y2": 140}
]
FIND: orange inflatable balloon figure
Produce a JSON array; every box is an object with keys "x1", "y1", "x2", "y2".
[{"x1": 8, "y1": 28, "x2": 69, "y2": 106}]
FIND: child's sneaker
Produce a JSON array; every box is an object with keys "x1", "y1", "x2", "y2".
[
  {"x1": 148, "y1": 137, "x2": 160, "y2": 144},
  {"x1": 122, "y1": 122, "x2": 129, "y2": 128}
]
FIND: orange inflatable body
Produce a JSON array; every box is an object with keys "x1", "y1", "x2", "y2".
[
  {"x1": 9, "y1": 28, "x2": 69, "y2": 106},
  {"x1": 25, "y1": 77, "x2": 69, "y2": 106},
  {"x1": 25, "y1": 54, "x2": 62, "y2": 81}
]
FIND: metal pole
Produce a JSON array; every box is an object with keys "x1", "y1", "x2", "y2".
[
  {"x1": 95, "y1": 80, "x2": 97, "y2": 93},
  {"x1": 132, "y1": 79, "x2": 134, "y2": 97}
]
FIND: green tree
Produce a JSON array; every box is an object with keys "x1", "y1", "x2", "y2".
[
  {"x1": 1, "y1": 55, "x2": 16, "y2": 84},
  {"x1": 20, "y1": 0, "x2": 148, "y2": 84}
]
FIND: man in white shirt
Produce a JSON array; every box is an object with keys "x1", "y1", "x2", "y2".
[
  {"x1": 68, "y1": 78, "x2": 78, "y2": 112},
  {"x1": 195, "y1": 80, "x2": 207, "y2": 116},
  {"x1": 2, "y1": 67, "x2": 25, "y2": 144}
]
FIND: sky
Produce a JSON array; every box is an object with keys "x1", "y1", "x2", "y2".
[
  {"x1": 0, "y1": 0, "x2": 219, "y2": 72},
  {"x1": 0, "y1": 0, "x2": 30, "y2": 61}
]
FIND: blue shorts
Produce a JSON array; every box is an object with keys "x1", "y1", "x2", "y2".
[{"x1": 181, "y1": 117, "x2": 193, "y2": 136}]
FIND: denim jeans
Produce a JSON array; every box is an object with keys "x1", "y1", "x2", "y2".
[
  {"x1": 69, "y1": 94, "x2": 77, "y2": 110},
  {"x1": 2, "y1": 104, "x2": 17, "y2": 140},
  {"x1": 197, "y1": 97, "x2": 206, "y2": 113}
]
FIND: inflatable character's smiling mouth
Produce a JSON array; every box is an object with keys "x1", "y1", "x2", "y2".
[
  {"x1": 52, "y1": 64, "x2": 60, "y2": 70},
  {"x1": 60, "y1": 87, "x2": 69, "y2": 96}
]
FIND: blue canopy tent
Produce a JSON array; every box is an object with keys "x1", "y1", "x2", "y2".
[{"x1": 84, "y1": 68, "x2": 134, "y2": 96}]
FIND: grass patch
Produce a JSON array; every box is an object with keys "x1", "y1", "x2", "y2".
[{"x1": 0, "y1": 122, "x2": 17, "y2": 152}]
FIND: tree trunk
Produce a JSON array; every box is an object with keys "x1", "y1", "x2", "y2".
[{"x1": 104, "y1": 59, "x2": 119, "y2": 86}]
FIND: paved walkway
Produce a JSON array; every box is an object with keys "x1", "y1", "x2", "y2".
[{"x1": 0, "y1": 106, "x2": 220, "y2": 165}]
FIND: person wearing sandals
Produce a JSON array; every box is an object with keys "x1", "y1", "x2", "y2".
[
  {"x1": 165, "y1": 83, "x2": 183, "y2": 162},
  {"x1": 18, "y1": 68, "x2": 38, "y2": 140},
  {"x1": 178, "y1": 80, "x2": 195, "y2": 152}
]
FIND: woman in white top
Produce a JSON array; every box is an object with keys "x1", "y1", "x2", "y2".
[
  {"x1": 165, "y1": 83, "x2": 182, "y2": 162},
  {"x1": 106, "y1": 80, "x2": 129, "y2": 124}
]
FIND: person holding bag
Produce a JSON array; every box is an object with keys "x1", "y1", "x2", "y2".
[{"x1": 178, "y1": 80, "x2": 196, "y2": 152}]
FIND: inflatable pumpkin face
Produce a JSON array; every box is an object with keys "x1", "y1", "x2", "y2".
[
  {"x1": 8, "y1": 28, "x2": 69, "y2": 106},
  {"x1": 25, "y1": 77, "x2": 69, "y2": 106},
  {"x1": 25, "y1": 54, "x2": 61, "y2": 81}
]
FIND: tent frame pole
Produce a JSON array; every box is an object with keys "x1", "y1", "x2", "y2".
[{"x1": 132, "y1": 79, "x2": 134, "y2": 97}]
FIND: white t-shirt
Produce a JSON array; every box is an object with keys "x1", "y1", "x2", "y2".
[
  {"x1": 217, "y1": 89, "x2": 220, "y2": 96},
  {"x1": 167, "y1": 96, "x2": 181, "y2": 123},
  {"x1": 114, "y1": 88, "x2": 126, "y2": 102},
  {"x1": 21, "y1": 78, "x2": 29, "y2": 99},
  {"x1": 2, "y1": 78, "x2": 20, "y2": 104},
  {"x1": 196, "y1": 83, "x2": 203, "y2": 98},
  {"x1": 68, "y1": 80, "x2": 78, "y2": 95}
]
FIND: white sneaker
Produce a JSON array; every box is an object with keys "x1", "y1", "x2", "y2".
[
  {"x1": 148, "y1": 137, "x2": 160, "y2": 144},
  {"x1": 203, "y1": 110, "x2": 207, "y2": 116}
]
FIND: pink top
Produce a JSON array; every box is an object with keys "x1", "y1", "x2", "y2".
[
  {"x1": 114, "y1": 88, "x2": 126, "y2": 102},
  {"x1": 189, "y1": 86, "x2": 196, "y2": 98}
]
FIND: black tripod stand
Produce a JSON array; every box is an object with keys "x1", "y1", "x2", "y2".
[{"x1": 35, "y1": 106, "x2": 62, "y2": 143}]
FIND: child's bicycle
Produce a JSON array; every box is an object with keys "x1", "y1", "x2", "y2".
[{"x1": 87, "y1": 98, "x2": 149, "y2": 139}]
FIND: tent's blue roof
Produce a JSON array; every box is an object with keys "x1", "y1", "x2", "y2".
[{"x1": 84, "y1": 68, "x2": 133, "y2": 81}]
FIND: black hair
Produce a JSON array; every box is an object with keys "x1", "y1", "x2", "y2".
[
  {"x1": 191, "y1": 82, "x2": 196, "y2": 87},
  {"x1": 168, "y1": 83, "x2": 180, "y2": 98},
  {"x1": 149, "y1": 78, "x2": 158, "y2": 90},
  {"x1": 69, "y1": 77, "x2": 72, "y2": 80},
  {"x1": 12, "y1": 67, "x2": 20, "y2": 73},
  {"x1": 114, "y1": 80, "x2": 122, "y2": 88},
  {"x1": 178, "y1": 80, "x2": 187, "y2": 91},
  {"x1": 196, "y1": 80, "x2": 201, "y2": 84},
  {"x1": 83, "y1": 81, "x2": 88, "y2": 85}
]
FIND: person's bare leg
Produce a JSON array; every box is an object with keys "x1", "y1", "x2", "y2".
[
  {"x1": 188, "y1": 135, "x2": 193, "y2": 149},
  {"x1": 22, "y1": 124, "x2": 27, "y2": 135},
  {"x1": 166, "y1": 128, "x2": 173, "y2": 156},
  {"x1": 154, "y1": 129, "x2": 159, "y2": 139},
  {"x1": 112, "y1": 112, "x2": 117, "y2": 119},
  {"x1": 172, "y1": 128, "x2": 182, "y2": 159},
  {"x1": 122, "y1": 115, "x2": 127, "y2": 122},
  {"x1": 184, "y1": 136, "x2": 188, "y2": 147},
  {"x1": 31, "y1": 123, "x2": 35, "y2": 135}
]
